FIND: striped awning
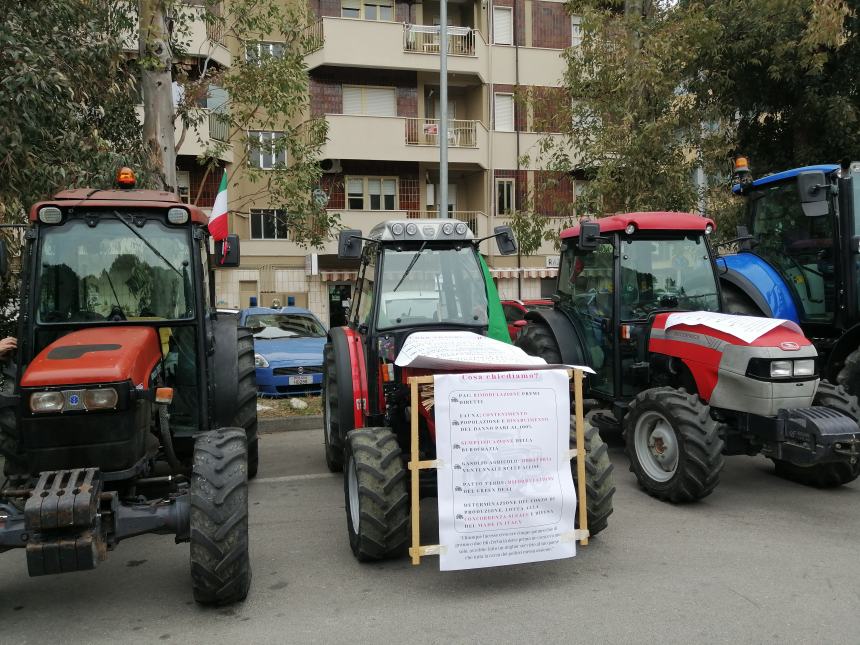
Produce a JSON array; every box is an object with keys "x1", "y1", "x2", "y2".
[
  {"x1": 490, "y1": 268, "x2": 558, "y2": 280},
  {"x1": 320, "y1": 270, "x2": 358, "y2": 283}
]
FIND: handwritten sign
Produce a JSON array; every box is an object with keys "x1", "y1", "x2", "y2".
[
  {"x1": 665, "y1": 311, "x2": 802, "y2": 344},
  {"x1": 433, "y1": 369, "x2": 577, "y2": 570}
]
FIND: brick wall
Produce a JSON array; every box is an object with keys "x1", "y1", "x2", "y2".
[
  {"x1": 533, "y1": 170, "x2": 573, "y2": 218},
  {"x1": 310, "y1": 69, "x2": 418, "y2": 117},
  {"x1": 531, "y1": 86, "x2": 569, "y2": 133},
  {"x1": 493, "y1": 84, "x2": 527, "y2": 131},
  {"x1": 531, "y1": 1, "x2": 570, "y2": 49},
  {"x1": 494, "y1": 169, "x2": 528, "y2": 216},
  {"x1": 177, "y1": 158, "x2": 224, "y2": 208},
  {"x1": 492, "y1": 0, "x2": 526, "y2": 45},
  {"x1": 319, "y1": 0, "x2": 340, "y2": 17}
]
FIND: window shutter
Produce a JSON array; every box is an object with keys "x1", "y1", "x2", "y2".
[
  {"x1": 343, "y1": 86, "x2": 362, "y2": 114},
  {"x1": 365, "y1": 87, "x2": 397, "y2": 116},
  {"x1": 493, "y1": 7, "x2": 512, "y2": 45},
  {"x1": 494, "y1": 94, "x2": 514, "y2": 131}
]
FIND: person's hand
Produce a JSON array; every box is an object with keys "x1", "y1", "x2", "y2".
[{"x1": 0, "y1": 337, "x2": 16, "y2": 357}]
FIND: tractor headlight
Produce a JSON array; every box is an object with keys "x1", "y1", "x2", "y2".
[
  {"x1": 770, "y1": 361, "x2": 793, "y2": 378},
  {"x1": 84, "y1": 388, "x2": 118, "y2": 410},
  {"x1": 30, "y1": 391, "x2": 64, "y2": 413},
  {"x1": 793, "y1": 359, "x2": 816, "y2": 377},
  {"x1": 255, "y1": 353, "x2": 269, "y2": 368}
]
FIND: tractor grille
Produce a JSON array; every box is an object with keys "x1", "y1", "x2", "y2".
[{"x1": 272, "y1": 366, "x2": 323, "y2": 376}]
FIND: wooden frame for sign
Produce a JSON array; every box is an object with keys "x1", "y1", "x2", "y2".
[{"x1": 407, "y1": 368, "x2": 589, "y2": 566}]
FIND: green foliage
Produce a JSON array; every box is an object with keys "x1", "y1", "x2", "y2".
[{"x1": 172, "y1": 0, "x2": 331, "y2": 247}]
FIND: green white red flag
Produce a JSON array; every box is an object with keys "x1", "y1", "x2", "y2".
[{"x1": 208, "y1": 170, "x2": 229, "y2": 241}]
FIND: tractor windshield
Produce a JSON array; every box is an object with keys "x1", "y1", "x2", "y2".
[
  {"x1": 37, "y1": 216, "x2": 194, "y2": 323},
  {"x1": 619, "y1": 236, "x2": 719, "y2": 319},
  {"x1": 376, "y1": 247, "x2": 488, "y2": 328},
  {"x1": 750, "y1": 181, "x2": 836, "y2": 322}
]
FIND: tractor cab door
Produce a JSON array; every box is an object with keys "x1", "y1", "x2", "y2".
[
  {"x1": 749, "y1": 181, "x2": 837, "y2": 326},
  {"x1": 562, "y1": 242, "x2": 615, "y2": 396},
  {"x1": 350, "y1": 243, "x2": 379, "y2": 420}
]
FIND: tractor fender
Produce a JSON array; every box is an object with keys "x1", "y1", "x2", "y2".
[
  {"x1": 210, "y1": 315, "x2": 239, "y2": 429},
  {"x1": 329, "y1": 326, "x2": 368, "y2": 429},
  {"x1": 523, "y1": 308, "x2": 589, "y2": 367},
  {"x1": 716, "y1": 254, "x2": 798, "y2": 322},
  {"x1": 824, "y1": 323, "x2": 860, "y2": 381}
]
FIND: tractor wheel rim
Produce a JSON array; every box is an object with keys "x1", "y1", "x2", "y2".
[
  {"x1": 347, "y1": 455, "x2": 360, "y2": 531},
  {"x1": 634, "y1": 410, "x2": 679, "y2": 483}
]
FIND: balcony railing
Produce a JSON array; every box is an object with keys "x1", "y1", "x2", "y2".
[
  {"x1": 403, "y1": 24, "x2": 475, "y2": 56},
  {"x1": 405, "y1": 118, "x2": 478, "y2": 147},
  {"x1": 305, "y1": 19, "x2": 324, "y2": 53},
  {"x1": 208, "y1": 111, "x2": 230, "y2": 142},
  {"x1": 205, "y1": 18, "x2": 224, "y2": 45},
  {"x1": 409, "y1": 210, "x2": 484, "y2": 236}
]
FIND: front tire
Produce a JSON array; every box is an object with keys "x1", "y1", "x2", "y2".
[
  {"x1": 837, "y1": 347, "x2": 860, "y2": 397},
  {"x1": 322, "y1": 344, "x2": 344, "y2": 472},
  {"x1": 516, "y1": 322, "x2": 562, "y2": 364},
  {"x1": 233, "y1": 327, "x2": 259, "y2": 479},
  {"x1": 190, "y1": 428, "x2": 251, "y2": 605},
  {"x1": 344, "y1": 427, "x2": 409, "y2": 561},
  {"x1": 771, "y1": 381, "x2": 860, "y2": 488},
  {"x1": 623, "y1": 387, "x2": 725, "y2": 503},
  {"x1": 571, "y1": 419, "x2": 614, "y2": 536}
]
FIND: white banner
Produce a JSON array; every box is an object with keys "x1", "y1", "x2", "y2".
[
  {"x1": 433, "y1": 369, "x2": 577, "y2": 570},
  {"x1": 665, "y1": 311, "x2": 802, "y2": 344}
]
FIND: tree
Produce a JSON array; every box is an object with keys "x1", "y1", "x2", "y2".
[{"x1": 168, "y1": 0, "x2": 330, "y2": 246}]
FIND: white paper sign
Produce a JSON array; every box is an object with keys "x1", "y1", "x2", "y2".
[
  {"x1": 395, "y1": 331, "x2": 593, "y2": 373},
  {"x1": 665, "y1": 311, "x2": 802, "y2": 344},
  {"x1": 434, "y1": 369, "x2": 577, "y2": 570}
]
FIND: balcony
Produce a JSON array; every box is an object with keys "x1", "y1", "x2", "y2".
[
  {"x1": 321, "y1": 115, "x2": 487, "y2": 168},
  {"x1": 180, "y1": 4, "x2": 231, "y2": 68},
  {"x1": 405, "y1": 118, "x2": 477, "y2": 147},
  {"x1": 305, "y1": 18, "x2": 488, "y2": 81}
]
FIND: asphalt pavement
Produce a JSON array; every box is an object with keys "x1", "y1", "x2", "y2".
[{"x1": 1, "y1": 426, "x2": 858, "y2": 644}]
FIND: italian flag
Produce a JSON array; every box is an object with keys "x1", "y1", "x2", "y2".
[{"x1": 208, "y1": 170, "x2": 229, "y2": 241}]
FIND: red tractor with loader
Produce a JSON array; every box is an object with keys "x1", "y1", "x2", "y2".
[
  {"x1": 516, "y1": 212, "x2": 860, "y2": 502},
  {"x1": 0, "y1": 174, "x2": 256, "y2": 604},
  {"x1": 322, "y1": 219, "x2": 616, "y2": 560}
]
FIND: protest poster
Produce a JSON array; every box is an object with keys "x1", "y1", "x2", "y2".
[{"x1": 433, "y1": 369, "x2": 577, "y2": 570}]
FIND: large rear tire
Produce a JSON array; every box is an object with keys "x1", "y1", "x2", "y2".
[
  {"x1": 771, "y1": 380, "x2": 860, "y2": 487},
  {"x1": 515, "y1": 322, "x2": 562, "y2": 364},
  {"x1": 233, "y1": 327, "x2": 259, "y2": 479},
  {"x1": 571, "y1": 419, "x2": 614, "y2": 536},
  {"x1": 322, "y1": 344, "x2": 344, "y2": 472},
  {"x1": 190, "y1": 428, "x2": 251, "y2": 605},
  {"x1": 623, "y1": 387, "x2": 725, "y2": 503},
  {"x1": 344, "y1": 427, "x2": 409, "y2": 561}
]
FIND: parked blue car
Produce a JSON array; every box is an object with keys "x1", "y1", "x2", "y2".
[{"x1": 239, "y1": 306, "x2": 327, "y2": 396}]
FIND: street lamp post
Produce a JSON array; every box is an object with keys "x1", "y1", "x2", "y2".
[{"x1": 439, "y1": 0, "x2": 449, "y2": 218}]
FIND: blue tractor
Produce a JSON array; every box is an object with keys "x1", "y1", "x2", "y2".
[{"x1": 719, "y1": 158, "x2": 860, "y2": 395}]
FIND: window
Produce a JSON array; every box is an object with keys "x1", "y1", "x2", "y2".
[
  {"x1": 250, "y1": 209, "x2": 290, "y2": 240},
  {"x1": 341, "y1": 0, "x2": 394, "y2": 21},
  {"x1": 571, "y1": 15, "x2": 582, "y2": 47},
  {"x1": 493, "y1": 6, "x2": 513, "y2": 45},
  {"x1": 248, "y1": 131, "x2": 286, "y2": 169},
  {"x1": 342, "y1": 86, "x2": 397, "y2": 117},
  {"x1": 245, "y1": 41, "x2": 284, "y2": 63},
  {"x1": 346, "y1": 177, "x2": 398, "y2": 210},
  {"x1": 176, "y1": 171, "x2": 191, "y2": 204},
  {"x1": 496, "y1": 178, "x2": 515, "y2": 215},
  {"x1": 494, "y1": 93, "x2": 514, "y2": 131}
]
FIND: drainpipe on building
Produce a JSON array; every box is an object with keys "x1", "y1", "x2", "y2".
[
  {"x1": 440, "y1": 0, "x2": 449, "y2": 218},
  {"x1": 514, "y1": 0, "x2": 522, "y2": 299}
]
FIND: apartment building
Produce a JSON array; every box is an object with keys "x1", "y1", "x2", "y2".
[{"x1": 171, "y1": 0, "x2": 585, "y2": 326}]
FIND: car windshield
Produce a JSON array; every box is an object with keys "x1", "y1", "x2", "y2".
[
  {"x1": 619, "y1": 236, "x2": 719, "y2": 319},
  {"x1": 376, "y1": 247, "x2": 488, "y2": 329},
  {"x1": 247, "y1": 314, "x2": 326, "y2": 338},
  {"x1": 37, "y1": 216, "x2": 193, "y2": 323}
]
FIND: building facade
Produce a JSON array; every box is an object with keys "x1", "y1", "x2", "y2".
[{"x1": 175, "y1": 0, "x2": 585, "y2": 325}]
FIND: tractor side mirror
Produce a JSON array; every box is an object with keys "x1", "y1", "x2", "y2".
[
  {"x1": 797, "y1": 171, "x2": 829, "y2": 217},
  {"x1": 0, "y1": 239, "x2": 7, "y2": 277},
  {"x1": 494, "y1": 225, "x2": 517, "y2": 255},
  {"x1": 214, "y1": 234, "x2": 241, "y2": 267},
  {"x1": 578, "y1": 221, "x2": 600, "y2": 251},
  {"x1": 735, "y1": 225, "x2": 756, "y2": 250},
  {"x1": 338, "y1": 229, "x2": 363, "y2": 259}
]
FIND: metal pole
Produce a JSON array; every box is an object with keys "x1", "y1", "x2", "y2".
[{"x1": 439, "y1": 0, "x2": 449, "y2": 218}]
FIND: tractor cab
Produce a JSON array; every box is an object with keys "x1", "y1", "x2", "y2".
[
  {"x1": 554, "y1": 212, "x2": 720, "y2": 399},
  {"x1": 723, "y1": 160, "x2": 860, "y2": 381}
]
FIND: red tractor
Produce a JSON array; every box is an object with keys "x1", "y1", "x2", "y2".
[
  {"x1": 517, "y1": 212, "x2": 860, "y2": 502},
  {"x1": 322, "y1": 219, "x2": 616, "y2": 560},
  {"x1": 0, "y1": 175, "x2": 256, "y2": 604}
]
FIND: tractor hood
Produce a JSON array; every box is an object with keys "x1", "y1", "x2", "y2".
[{"x1": 21, "y1": 327, "x2": 162, "y2": 388}]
